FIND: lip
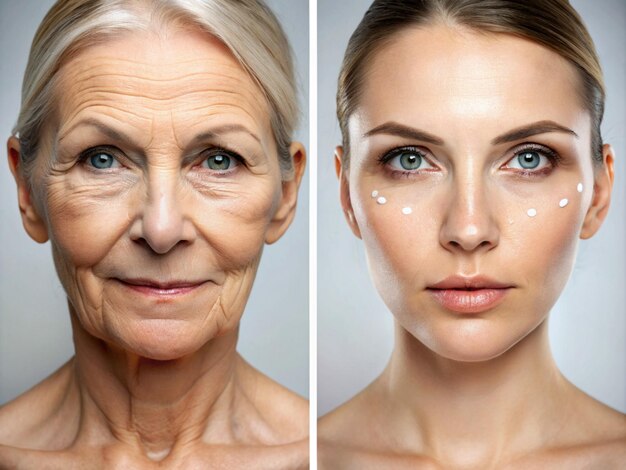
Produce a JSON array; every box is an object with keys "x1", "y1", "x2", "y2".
[
  {"x1": 116, "y1": 278, "x2": 208, "y2": 297},
  {"x1": 427, "y1": 275, "x2": 514, "y2": 314}
]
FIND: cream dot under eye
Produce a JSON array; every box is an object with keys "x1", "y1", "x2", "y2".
[
  {"x1": 577, "y1": 183, "x2": 583, "y2": 193},
  {"x1": 401, "y1": 207, "x2": 412, "y2": 215},
  {"x1": 377, "y1": 196, "x2": 387, "y2": 205},
  {"x1": 559, "y1": 198, "x2": 569, "y2": 208},
  {"x1": 527, "y1": 208, "x2": 537, "y2": 217},
  {"x1": 371, "y1": 190, "x2": 379, "y2": 198}
]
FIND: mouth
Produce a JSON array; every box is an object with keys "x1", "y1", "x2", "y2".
[
  {"x1": 427, "y1": 275, "x2": 514, "y2": 314},
  {"x1": 115, "y1": 278, "x2": 209, "y2": 297}
]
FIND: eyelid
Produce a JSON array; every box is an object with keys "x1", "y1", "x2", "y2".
[
  {"x1": 78, "y1": 145, "x2": 126, "y2": 168},
  {"x1": 197, "y1": 146, "x2": 245, "y2": 165},
  {"x1": 378, "y1": 145, "x2": 439, "y2": 171},
  {"x1": 379, "y1": 145, "x2": 434, "y2": 163},
  {"x1": 500, "y1": 142, "x2": 561, "y2": 171}
]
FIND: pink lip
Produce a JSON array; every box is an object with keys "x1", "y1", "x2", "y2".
[
  {"x1": 116, "y1": 278, "x2": 207, "y2": 297},
  {"x1": 427, "y1": 275, "x2": 514, "y2": 314}
]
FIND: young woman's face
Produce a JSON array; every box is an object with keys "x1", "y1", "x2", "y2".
[{"x1": 341, "y1": 25, "x2": 612, "y2": 361}]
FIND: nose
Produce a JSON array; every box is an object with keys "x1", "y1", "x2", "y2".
[
  {"x1": 130, "y1": 173, "x2": 195, "y2": 254},
  {"x1": 439, "y1": 177, "x2": 499, "y2": 254}
]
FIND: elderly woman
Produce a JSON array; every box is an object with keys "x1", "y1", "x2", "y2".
[
  {"x1": 319, "y1": 0, "x2": 625, "y2": 468},
  {"x1": 0, "y1": 0, "x2": 307, "y2": 467}
]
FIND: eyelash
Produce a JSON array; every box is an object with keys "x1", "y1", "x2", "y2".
[
  {"x1": 77, "y1": 146, "x2": 124, "y2": 171},
  {"x1": 377, "y1": 143, "x2": 562, "y2": 179},
  {"x1": 501, "y1": 143, "x2": 562, "y2": 179},
  {"x1": 76, "y1": 146, "x2": 246, "y2": 172},
  {"x1": 196, "y1": 147, "x2": 245, "y2": 175},
  {"x1": 377, "y1": 145, "x2": 436, "y2": 179}
]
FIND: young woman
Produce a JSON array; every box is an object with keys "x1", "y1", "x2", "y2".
[{"x1": 319, "y1": 1, "x2": 625, "y2": 468}]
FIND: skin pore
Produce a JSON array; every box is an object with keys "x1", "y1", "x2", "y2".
[
  {"x1": 319, "y1": 24, "x2": 624, "y2": 469},
  {"x1": 1, "y1": 24, "x2": 307, "y2": 469}
]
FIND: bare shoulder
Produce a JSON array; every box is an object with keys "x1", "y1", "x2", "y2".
[
  {"x1": 511, "y1": 390, "x2": 626, "y2": 469},
  {"x1": 236, "y1": 355, "x2": 308, "y2": 444},
  {"x1": 318, "y1": 385, "x2": 439, "y2": 470},
  {"x1": 0, "y1": 359, "x2": 76, "y2": 450}
]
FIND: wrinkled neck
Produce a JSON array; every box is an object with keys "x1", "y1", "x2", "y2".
[
  {"x1": 383, "y1": 320, "x2": 571, "y2": 467},
  {"x1": 68, "y1": 306, "x2": 240, "y2": 460}
]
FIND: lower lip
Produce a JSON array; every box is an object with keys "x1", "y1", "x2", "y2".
[{"x1": 428, "y1": 288, "x2": 511, "y2": 314}]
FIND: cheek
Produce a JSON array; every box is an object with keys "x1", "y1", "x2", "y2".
[
  {"x1": 352, "y1": 175, "x2": 587, "y2": 308},
  {"x1": 501, "y1": 179, "x2": 586, "y2": 300},
  {"x1": 352, "y1": 181, "x2": 440, "y2": 293},
  {"x1": 194, "y1": 179, "x2": 279, "y2": 269},
  {"x1": 45, "y1": 177, "x2": 133, "y2": 269}
]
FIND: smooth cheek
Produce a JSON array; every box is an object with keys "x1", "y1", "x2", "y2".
[{"x1": 352, "y1": 175, "x2": 587, "y2": 360}]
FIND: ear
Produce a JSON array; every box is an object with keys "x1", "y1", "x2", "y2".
[
  {"x1": 7, "y1": 136, "x2": 48, "y2": 243},
  {"x1": 336, "y1": 146, "x2": 361, "y2": 239},
  {"x1": 265, "y1": 142, "x2": 306, "y2": 244},
  {"x1": 580, "y1": 144, "x2": 614, "y2": 240}
]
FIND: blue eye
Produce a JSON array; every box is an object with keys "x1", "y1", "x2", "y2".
[
  {"x1": 383, "y1": 147, "x2": 435, "y2": 172},
  {"x1": 202, "y1": 152, "x2": 239, "y2": 171},
  {"x1": 87, "y1": 151, "x2": 120, "y2": 169},
  {"x1": 517, "y1": 151, "x2": 541, "y2": 169},
  {"x1": 504, "y1": 147, "x2": 557, "y2": 173}
]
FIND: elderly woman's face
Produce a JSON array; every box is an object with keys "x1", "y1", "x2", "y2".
[
  {"x1": 342, "y1": 25, "x2": 611, "y2": 361},
  {"x1": 28, "y1": 28, "x2": 293, "y2": 359}
]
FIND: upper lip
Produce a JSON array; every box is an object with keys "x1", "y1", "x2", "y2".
[
  {"x1": 118, "y1": 278, "x2": 207, "y2": 289},
  {"x1": 428, "y1": 275, "x2": 514, "y2": 290}
]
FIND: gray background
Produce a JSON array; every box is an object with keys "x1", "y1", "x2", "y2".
[
  {"x1": 0, "y1": 0, "x2": 309, "y2": 402},
  {"x1": 318, "y1": 0, "x2": 626, "y2": 416}
]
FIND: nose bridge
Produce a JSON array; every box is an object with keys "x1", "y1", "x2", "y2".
[
  {"x1": 440, "y1": 160, "x2": 499, "y2": 253},
  {"x1": 136, "y1": 166, "x2": 188, "y2": 254}
]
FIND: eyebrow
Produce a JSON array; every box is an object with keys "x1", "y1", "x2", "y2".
[
  {"x1": 363, "y1": 122, "x2": 444, "y2": 145},
  {"x1": 188, "y1": 124, "x2": 261, "y2": 145},
  {"x1": 363, "y1": 120, "x2": 578, "y2": 146},
  {"x1": 491, "y1": 120, "x2": 578, "y2": 145},
  {"x1": 58, "y1": 119, "x2": 261, "y2": 147}
]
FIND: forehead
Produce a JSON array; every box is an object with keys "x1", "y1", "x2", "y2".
[
  {"x1": 54, "y1": 27, "x2": 271, "y2": 146},
  {"x1": 356, "y1": 24, "x2": 588, "y2": 136}
]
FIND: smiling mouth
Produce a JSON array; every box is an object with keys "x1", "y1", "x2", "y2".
[{"x1": 116, "y1": 278, "x2": 208, "y2": 297}]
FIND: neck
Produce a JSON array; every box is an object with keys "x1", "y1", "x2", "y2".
[
  {"x1": 68, "y1": 309, "x2": 240, "y2": 461},
  {"x1": 382, "y1": 319, "x2": 573, "y2": 467}
]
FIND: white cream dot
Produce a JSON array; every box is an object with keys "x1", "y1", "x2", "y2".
[
  {"x1": 371, "y1": 190, "x2": 379, "y2": 198},
  {"x1": 577, "y1": 183, "x2": 583, "y2": 193},
  {"x1": 527, "y1": 208, "x2": 537, "y2": 217},
  {"x1": 559, "y1": 198, "x2": 569, "y2": 208},
  {"x1": 401, "y1": 207, "x2": 412, "y2": 215},
  {"x1": 377, "y1": 196, "x2": 387, "y2": 205}
]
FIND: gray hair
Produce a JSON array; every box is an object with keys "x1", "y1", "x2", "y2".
[{"x1": 13, "y1": 0, "x2": 299, "y2": 180}]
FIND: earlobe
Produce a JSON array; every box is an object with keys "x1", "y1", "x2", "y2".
[
  {"x1": 7, "y1": 136, "x2": 49, "y2": 243},
  {"x1": 580, "y1": 144, "x2": 614, "y2": 240},
  {"x1": 265, "y1": 142, "x2": 307, "y2": 244},
  {"x1": 336, "y1": 146, "x2": 361, "y2": 239}
]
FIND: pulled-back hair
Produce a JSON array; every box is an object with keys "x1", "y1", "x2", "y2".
[{"x1": 337, "y1": 0, "x2": 605, "y2": 167}]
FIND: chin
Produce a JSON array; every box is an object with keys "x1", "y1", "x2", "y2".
[
  {"x1": 116, "y1": 318, "x2": 215, "y2": 361},
  {"x1": 407, "y1": 316, "x2": 537, "y2": 363}
]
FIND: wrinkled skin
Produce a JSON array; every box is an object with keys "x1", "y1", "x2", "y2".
[
  {"x1": 320, "y1": 24, "x2": 624, "y2": 469},
  {"x1": 1, "y1": 24, "x2": 307, "y2": 469}
]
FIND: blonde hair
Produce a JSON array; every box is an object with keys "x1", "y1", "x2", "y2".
[
  {"x1": 338, "y1": 0, "x2": 605, "y2": 168},
  {"x1": 14, "y1": 0, "x2": 299, "y2": 179}
]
